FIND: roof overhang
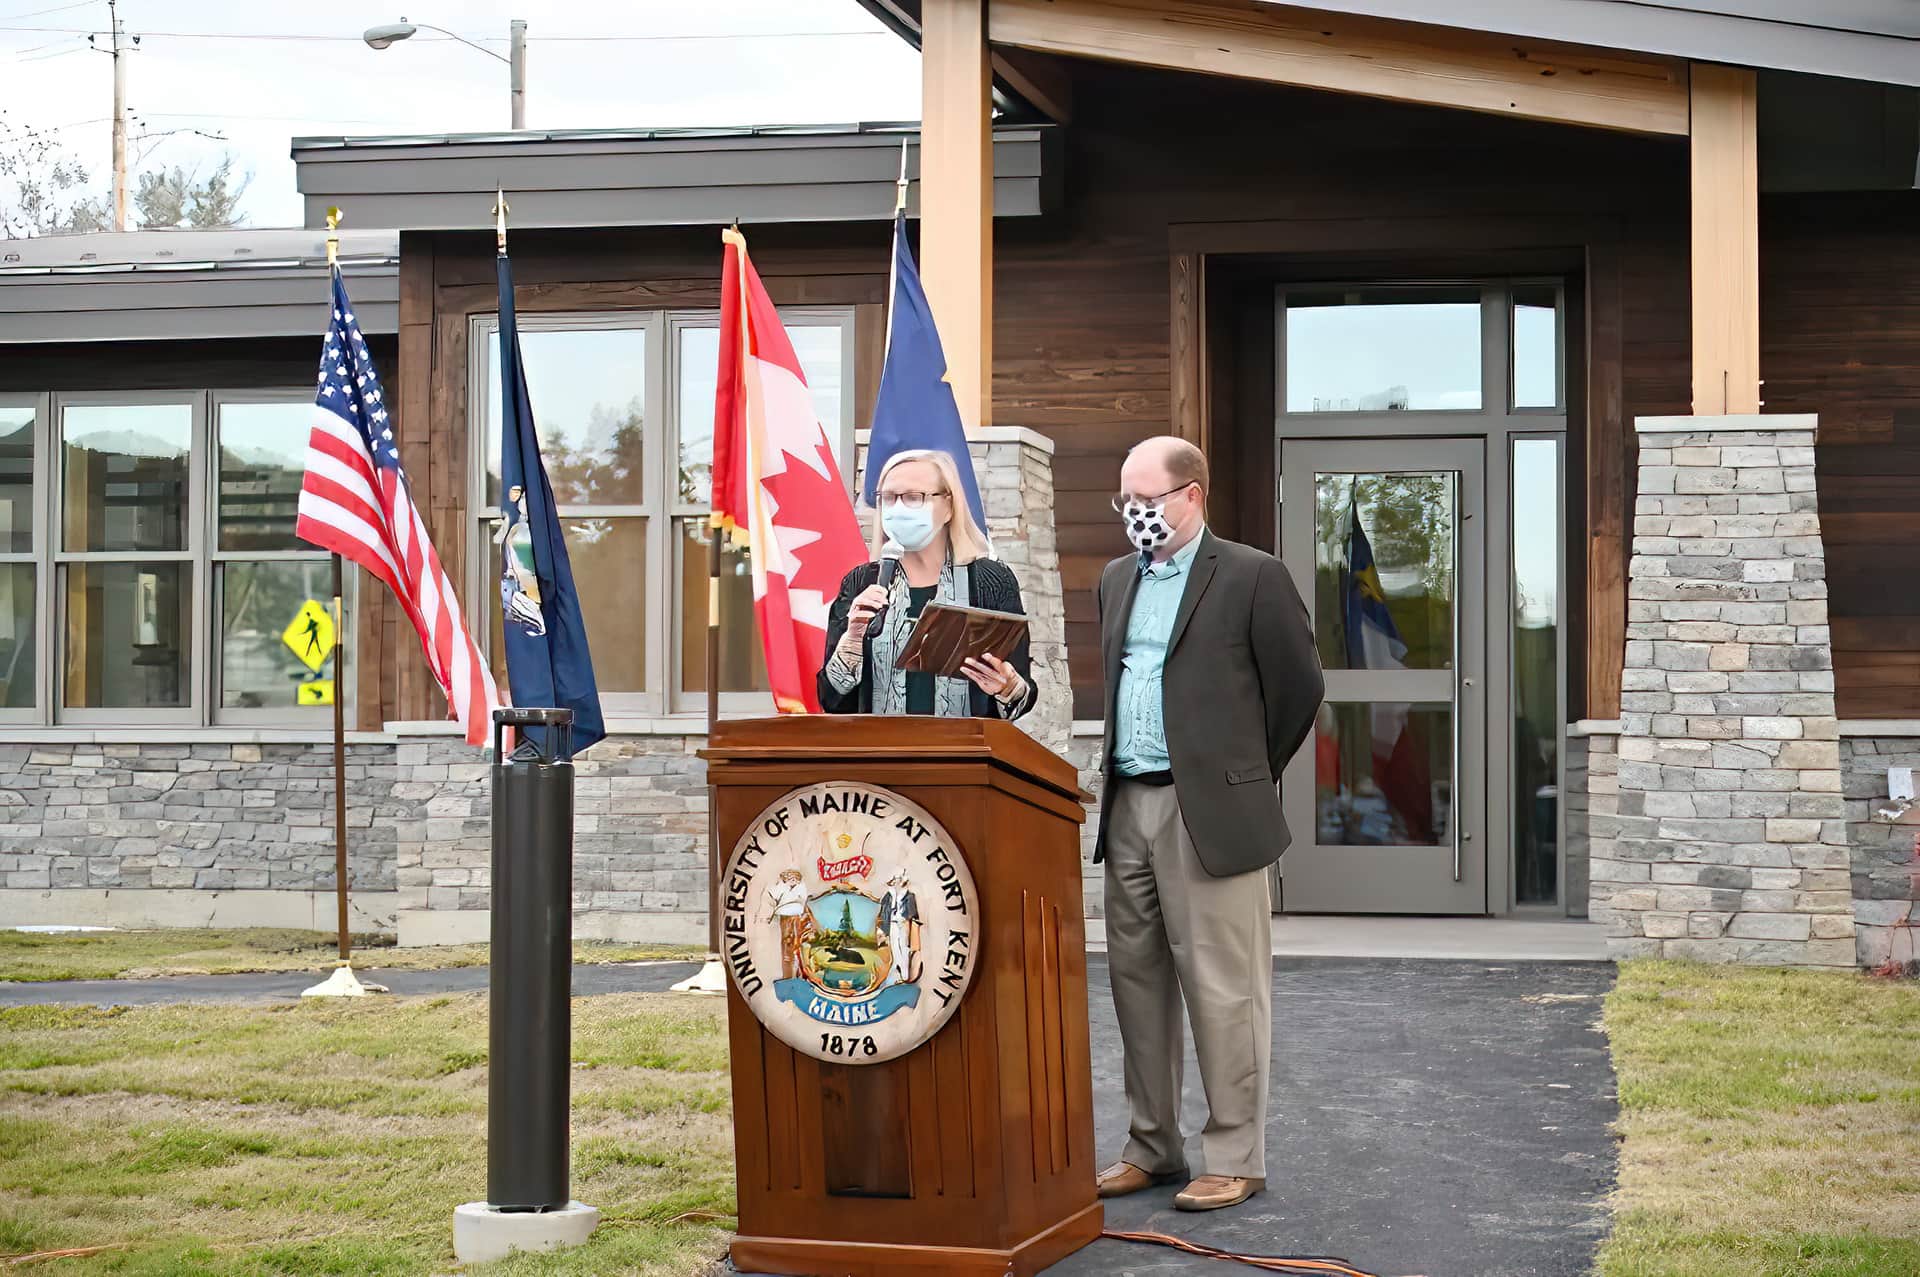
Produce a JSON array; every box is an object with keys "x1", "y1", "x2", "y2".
[
  {"x1": 856, "y1": 0, "x2": 1920, "y2": 88},
  {"x1": 291, "y1": 124, "x2": 1059, "y2": 232},
  {"x1": 0, "y1": 228, "x2": 398, "y2": 344}
]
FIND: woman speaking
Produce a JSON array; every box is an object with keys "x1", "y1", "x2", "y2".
[{"x1": 819, "y1": 449, "x2": 1036, "y2": 720}]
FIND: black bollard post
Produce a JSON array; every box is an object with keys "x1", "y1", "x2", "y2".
[{"x1": 488, "y1": 706, "x2": 575, "y2": 1212}]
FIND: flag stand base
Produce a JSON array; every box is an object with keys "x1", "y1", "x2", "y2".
[
  {"x1": 670, "y1": 955, "x2": 727, "y2": 996},
  {"x1": 301, "y1": 962, "x2": 390, "y2": 998}
]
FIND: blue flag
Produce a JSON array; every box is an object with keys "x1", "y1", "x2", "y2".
[
  {"x1": 494, "y1": 251, "x2": 605, "y2": 757},
  {"x1": 1342, "y1": 498, "x2": 1408, "y2": 672},
  {"x1": 863, "y1": 211, "x2": 988, "y2": 533}
]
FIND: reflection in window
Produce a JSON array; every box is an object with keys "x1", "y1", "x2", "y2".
[
  {"x1": 0, "y1": 406, "x2": 32, "y2": 554},
  {"x1": 1513, "y1": 439, "x2": 1561, "y2": 904},
  {"x1": 220, "y1": 561, "x2": 335, "y2": 712},
  {"x1": 1286, "y1": 288, "x2": 1481, "y2": 412},
  {"x1": 0, "y1": 563, "x2": 33, "y2": 709},
  {"x1": 1314, "y1": 701, "x2": 1453, "y2": 846},
  {"x1": 1312, "y1": 472, "x2": 1455, "y2": 671},
  {"x1": 61, "y1": 403, "x2": 192, "y2": 552},
  {"x1": 218, "y1": 402, "x2": 312, "y2": 551},
  {"x1": 676, "y1": 324, "x2": 846, "y2": 506},
  {"x1": 483, "y1": 327, "x2": 647, "y2": 508},
  {"x1": 677, "y1": 518, "x2": 766, "y2": 695},
  {"x1": 1512, "y1": 286, "x2": 1559, "y2": 409},
  {"x1": 489, "y1": 519, "x2": 647, "y2": 696},
  {"x1": 63, "y1": 562, "x2": 191, "y2": 709}
]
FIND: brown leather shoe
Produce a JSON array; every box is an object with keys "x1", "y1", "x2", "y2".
[
  {"x1": 1173, "y1": 1174, "x2": 1265, "y2": 1211},
  {"x1": 1095, "y1": 1161, "x2": 1187, "y2": 1198}
]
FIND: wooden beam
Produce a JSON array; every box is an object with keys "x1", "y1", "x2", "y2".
[
  {"x1": 1689, "y1": 64, "x2": 1760, "y2": 415},
  {"x1": 921, "y1": 0, "x2": 994, "y2": 431},
  {"x1": 989, "y1": 0, "x2": 1690, "y2": 136},
  {"x1": 993, "y1": 47, "x2": 1073, "y2": 122}
]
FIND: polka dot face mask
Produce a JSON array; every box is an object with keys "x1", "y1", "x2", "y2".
[{"x1": 1115, "y1": 483, "x2": 1190, "y2": 554}]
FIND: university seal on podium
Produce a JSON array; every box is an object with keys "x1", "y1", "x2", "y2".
[{"x1": 720, "y1": 781, "x2": 980, "y2": 1064}]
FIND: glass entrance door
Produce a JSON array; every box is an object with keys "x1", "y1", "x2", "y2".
[{"x1": 1278, "y1": 439, "x2": 1486, "y2": 914}]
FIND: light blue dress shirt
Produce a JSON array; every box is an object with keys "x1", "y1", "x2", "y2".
[{"x1": 1111, "y1": 533, "x2": 1202, "y2": 776}]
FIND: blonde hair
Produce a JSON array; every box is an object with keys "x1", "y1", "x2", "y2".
[{"x1": 867, "y1": 449, "x2": 991, "y2": 565}]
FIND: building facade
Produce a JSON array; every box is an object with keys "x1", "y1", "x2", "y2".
[{"x1": 4, "y1": 1, "x2": 1920, "y2": 967}]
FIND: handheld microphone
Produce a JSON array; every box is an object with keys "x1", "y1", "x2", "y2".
[{"x1": 870, "y1": 540, "x2": 904, "y2": 629}]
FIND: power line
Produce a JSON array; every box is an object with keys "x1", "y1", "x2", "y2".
[
  {"x1": 0, "y1": 24, "x2": 893, "y2": 43},
  {"x1": 0, "y1": 0, "x2": 95, "y2": 20}
]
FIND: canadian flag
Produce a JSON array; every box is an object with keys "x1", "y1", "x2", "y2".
[{"x1": 711, "y1": 227, "x2": 868, "y2": 713}]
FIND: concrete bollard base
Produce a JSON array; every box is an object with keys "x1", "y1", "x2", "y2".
[{"x1": 452, "y1": 1200, "x2": 600, "y2": 1263}]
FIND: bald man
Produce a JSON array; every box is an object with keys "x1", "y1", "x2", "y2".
[{"x1": 1094, "y1": 436, "x2": 1323, "y2": 1211}]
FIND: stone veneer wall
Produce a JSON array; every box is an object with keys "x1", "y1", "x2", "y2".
[
  {"x1": 1595, "y1": 415, "x2": 1856, "y2": 965},
  {"x1": 1841, "y1": 735, "x2": 1920, "y2": 973},
  {"x1": 1564, "y1": 731, "x2": 1613, "y2": 919},
  {"x1": 0, "y1": 740, "x2": 403, "y2": 931}
]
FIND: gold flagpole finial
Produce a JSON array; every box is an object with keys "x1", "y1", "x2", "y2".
[
  {"x1": 492, "y1": 188, "x2": 509, "y2": 255},
  {"x1": 324, "y1": 207, "x2": 341, "y2": 268},
  {"x1": 894, "y1": 138, "x2": 910, "y2": 214}
]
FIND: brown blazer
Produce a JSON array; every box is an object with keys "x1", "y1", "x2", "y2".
[{"x1": 1094, "y1": 529, "x2": 1324, "y2": 877}]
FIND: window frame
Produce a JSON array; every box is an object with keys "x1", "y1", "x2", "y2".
[
  {"x1": 52, "y1": 390, "x2": 206, "y2": 726},
  {"x1": 467, "y1": 305, "x2": 857, "y2": 722},
  {"x1": 665, "y1": 307, "x2": 857, "y2": 716},
  {"x1": 0, "y1": 392, "x2": 49, "y2": 724},
  {"x1": 1275, "y1": 280, "x2": 1567, "y2": 429},
  {"x1": 5, "y1": 387, "x2": 349, "y2": 730},
  {"x1": 209, "y1": 388, "x2": 349, "y2": 727}
]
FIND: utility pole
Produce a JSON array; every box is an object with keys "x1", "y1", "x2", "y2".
[
  {"x1": 95, "y1": 0, "x2": 132, "y2": 231},
  {"x1": 509, "y1": 20, "x2": 527, "y2": 130}
]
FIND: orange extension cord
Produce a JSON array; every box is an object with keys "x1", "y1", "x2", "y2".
[{"x1": 1101, "y1": 1227, "x2": 1427, "y2": 1277}]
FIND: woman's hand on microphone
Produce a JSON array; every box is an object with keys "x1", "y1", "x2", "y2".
[{"x1": 844, "y1": 583, "x2": 890, "y2": 645}]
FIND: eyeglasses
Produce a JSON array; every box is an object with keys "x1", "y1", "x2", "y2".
[
  {"x1": 1110, "y1": 482, "x2": 1194, "y2": 514},
  {"x1": 879, "y1": 489, "x2": 948, "y2": 510}
]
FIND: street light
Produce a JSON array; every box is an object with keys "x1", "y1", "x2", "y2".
[{"x1": 363, "y1": 16, "x2": 528, "y2": 130}]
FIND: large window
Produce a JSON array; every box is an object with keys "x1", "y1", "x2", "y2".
[
  {"x1": 471, "y1": 308, "x2": 855, "y2": 717},
  {"x1": 1, "y1": 390, "x2": 342, "y2": 726}
]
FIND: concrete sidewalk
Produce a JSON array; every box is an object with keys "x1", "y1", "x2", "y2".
[
  {"x1": 1085, "y1": 915, "x2": 1610, "y2": 962},
  {"x1": 0, "y1": 960, "x2": 706, "y2": 1006}
]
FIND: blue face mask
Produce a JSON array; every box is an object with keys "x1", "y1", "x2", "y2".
[{"x1": 881, "y1": 503, "x2": 939, "y2": 553}]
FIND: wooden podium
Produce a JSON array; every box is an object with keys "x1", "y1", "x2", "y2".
[{"x1": 705, "y1": 716, "x2": 1101, "y2": 1276}]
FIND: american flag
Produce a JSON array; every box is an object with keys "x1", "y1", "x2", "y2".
[{"x1": 296, "y1": 268, "x2": 501, "y2": 747}]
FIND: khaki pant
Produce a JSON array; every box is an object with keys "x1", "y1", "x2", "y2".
[{"x1": 1104, "y1": 778, "x2": 1273, "y2": 1179}]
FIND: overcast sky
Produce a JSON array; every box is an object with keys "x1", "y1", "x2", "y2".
[{"x1": 2, "y1": 0, "x2": 923, "y2": 228}]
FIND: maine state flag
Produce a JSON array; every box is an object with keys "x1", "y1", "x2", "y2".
[
  {"x1": 494, "y1": 248, "x2": 605, "y2": 757},
  {"x1": 863, "y1": 211, "x2": 988, "y2": 532}
]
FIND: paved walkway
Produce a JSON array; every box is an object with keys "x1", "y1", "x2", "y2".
[
  {"x1": 1061, "y1": 957, "x2": 1618, "y2": 1277},
  {"x1": 0, "y1": 960, "x2": 706, "y2": 1006},
  {"x1": 6, "y1": 954, "x2": 1617, "y2": 1276},
  {"x1": 1086, "y1": 916, "x2": 1610, "y2": 962}
]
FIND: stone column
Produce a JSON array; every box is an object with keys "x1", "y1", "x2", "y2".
[{"x1": 1596, "y1": 414, "x2": 1856, "y2": 966}]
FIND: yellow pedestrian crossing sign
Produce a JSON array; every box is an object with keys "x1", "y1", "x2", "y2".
[
  {"x1": 283, "y1": 600, "x2": 336, "y2": 673},
  {"x1": 298, "y1": 680, "x2": 335, "y2": 705}
]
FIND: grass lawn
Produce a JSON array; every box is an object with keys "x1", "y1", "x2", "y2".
[
  {"x1": 1599, "y1": 960, "x2": 1920, "y2": 1277},
  {"x1": 0, "y1": 928, "x2": 701, "y2": 983},
  {"x1": 0, "y1": 992, "x2": 733, "y2": 1275}
]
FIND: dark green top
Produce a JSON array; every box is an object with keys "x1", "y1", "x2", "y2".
[{"x1": 905, "y1": 583, "x2": 938, "y2": 715}]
